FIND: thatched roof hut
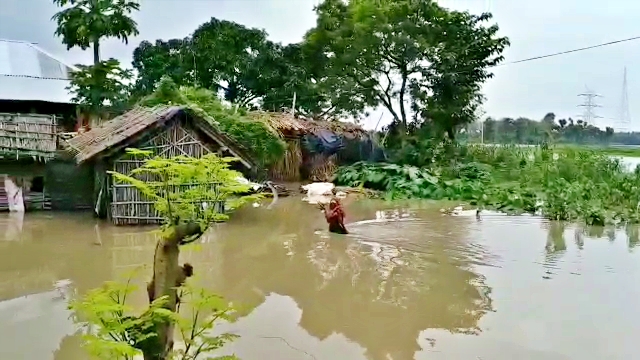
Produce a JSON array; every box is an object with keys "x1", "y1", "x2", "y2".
[
  {"x1": 65, "y1": 105, "x2": 256, "y2": 170},
  {"x1": 62, "y1": 105, "x2": 257, "y2": 225},
  {"x1": 250, "y1": 111, "x2": 367, "y2": 140},
  {"x1": 247, "y1": 111, "x2": 374, "y2": 182}
]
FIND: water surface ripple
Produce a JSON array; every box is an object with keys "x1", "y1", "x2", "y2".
[{"x1": 0, "y1": 198, "x2": 639, "y2": 359}]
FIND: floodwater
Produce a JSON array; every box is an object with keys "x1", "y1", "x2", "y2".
[{"x1": 2, "y1": 198, "x2": 640, "y2": 360}]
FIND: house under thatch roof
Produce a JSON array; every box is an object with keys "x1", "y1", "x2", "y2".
[
  {"x1": 247, "y1": 111, "x2": 378, "y2": 182},
  {"x1": 61, "y1": 105, "x2": 258, "y2": 225},
  {"x1": 250, "y1": 111, "x2": 368, "y2": 140},
  {"x1": 65, "y1": 105, "x2": 256, "y2": 170}
]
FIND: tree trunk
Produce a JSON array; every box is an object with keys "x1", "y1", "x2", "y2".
[
  {"x1": 93, "y1": 40, "x2": 100, "y2": 65},
  {"x1": 142, "y1": 222, "x2": 203, "y2": 360},
  {"x1": 446, "y1": 127, "x2": 456, "y2": 141}
]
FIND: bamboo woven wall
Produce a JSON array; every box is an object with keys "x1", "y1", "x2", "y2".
[
  {"x1": 109, "y1": 120, "x2": 224, "y2": 225},
  {"x1": 0, "y1": 113, "x2": 57, "y2": 159}
]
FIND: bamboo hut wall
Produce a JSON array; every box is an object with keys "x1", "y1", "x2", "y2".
[
  {"x1": 0, "y1": 113, "x2": 57, "y2": 159},
  {"x1": 109, "y1": 120, "x2": 224, "y2": 225}
]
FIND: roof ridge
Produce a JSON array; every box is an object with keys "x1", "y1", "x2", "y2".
[
  {"x1": 0, "y1": 38, "x2": 37, "y2": 45},
  {"x1": 0, "y1": 39, "x2": 79, "y2": 72}
]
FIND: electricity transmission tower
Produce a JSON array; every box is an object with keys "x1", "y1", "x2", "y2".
[
  {"x1": 616, "y1": 67, "x2": 632, "y2": 132},
  {"x1": 577, "y1": 86, "x2": 603, "y2": 126}
]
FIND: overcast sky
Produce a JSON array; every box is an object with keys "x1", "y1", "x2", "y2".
[{"x1": 2, "y1": 0, "x2": 640, "y2": 130}]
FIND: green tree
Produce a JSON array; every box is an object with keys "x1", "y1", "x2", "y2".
[
  {"x1": 68, "y1": 58, "x2": 133, "y2": 120},
  {"x1": 69, "y1": 273, "x2": 239, "y2": 360},
  {"x1": 104, "y1": 150, "x2": 260, "y2": 359},
  {"x1": 52, "y1": 0, "x2": 140, "y2": 64},
  {"x1": 190, "y1": 18, "x2": 272, "y2": 106},
  {"x1": 542, "y1": 112, "x2": 556, "y2": 124},
  {"x1": 304, "y1": 0, "x2": 508, "y2": 136},
  {"x1": 132, "y1": 39, "x2": 195, "y2": 97},
  {"x1": 558, "y1": 118, "x2": 567, "y2": 129},
  {"x1": 411, "y1": 11, "x2": 508, "y2": 139},
  {"x1": 257, "y1": 43, "x2": 330, "y2": 118}
]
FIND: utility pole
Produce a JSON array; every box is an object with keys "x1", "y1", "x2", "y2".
[{"x1": 577, "y1": 86, "x2": 603, "y2": 126}]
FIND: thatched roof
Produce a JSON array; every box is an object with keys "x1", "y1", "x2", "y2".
[
  {"x1": 248, "y1": 111, "x2": 367, "y2": 139},
  {"x1": 64, "y1": 105, "x2": 256, "y2": 170}
]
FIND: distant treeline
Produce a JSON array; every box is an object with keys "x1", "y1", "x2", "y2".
[{"x1": 462, "y1": 112, "x2": 640, "y2": 145}]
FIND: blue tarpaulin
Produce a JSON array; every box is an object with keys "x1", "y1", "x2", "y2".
[{"x1": 303, "y1": 129, "x2": 344, "y2": 156}]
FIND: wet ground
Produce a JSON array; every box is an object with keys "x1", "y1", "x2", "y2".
[{"x1": 1, "y1": 196, "x2": 640, "y2": 360}]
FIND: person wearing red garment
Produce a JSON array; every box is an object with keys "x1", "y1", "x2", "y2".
[{"x1": 320, "y1": 197, "x2": 349, "y2": 234}]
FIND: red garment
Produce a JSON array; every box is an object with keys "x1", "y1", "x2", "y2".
[{"x1": 325, "y1": 200, "x2": 348, "y2": 234}]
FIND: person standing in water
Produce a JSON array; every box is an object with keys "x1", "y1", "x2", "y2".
[{"x1": 320, "y1": 198, "x2": 349, "y2": 234}]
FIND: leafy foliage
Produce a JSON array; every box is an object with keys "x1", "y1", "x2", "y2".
[
  {"x1": 128, "y1": 0, "x2": 507, "y2": 129},
  {"x1": 304, "y1": 0, "x2": 509, "y2": 131},
  {"x1": 336, "y1": 144, "x2": 640, "y2": 225},
  {"x1": 132, "y1": 39, "x2": 195, "y2": 97},
  {"x1": 190, "y1": 18, "x2": 271, "y2": 106},
  {"x1": 52, "y1": 0, "x2": 140, "y2": 64},
  {"x1": 131, "y1": 20, "x2": 327, "y2": 118},
  {"x1": 68, "y1": 58, "x2": 133, "y2": 117},
  {"x1": 69, "y1": 275, "x2": 239, "y2": 360},
  {"x1": 108, "y1": 149, "x2": 261, "y2": 230},
  {"x1": 139, "y1": 78, "x2": 286, "y2": 168}
]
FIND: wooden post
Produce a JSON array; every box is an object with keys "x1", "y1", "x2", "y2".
[{"x1": 291, "y1": 92, "x2": 297, "y2": 117}]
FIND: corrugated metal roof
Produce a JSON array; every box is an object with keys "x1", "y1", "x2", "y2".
[{"x1": 0, "y1": 39, "x2": 78, "y2": 104}]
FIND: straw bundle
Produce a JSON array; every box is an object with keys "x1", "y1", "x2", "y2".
[{"x1": 269, "y1": 138, "x2": 303, "y2": 181}]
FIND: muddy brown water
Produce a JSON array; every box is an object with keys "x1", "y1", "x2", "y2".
[{"x1": 1, "y1": 197, "x2": 640, "y2": 360}]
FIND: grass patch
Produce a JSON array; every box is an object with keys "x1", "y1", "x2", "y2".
[{"x1": 556, "y1": 144, "x2": 640, "y2": 158}]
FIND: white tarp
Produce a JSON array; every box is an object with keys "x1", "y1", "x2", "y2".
[{"x1": 4, "y1": 177, "x2": 24, "y2": 213}]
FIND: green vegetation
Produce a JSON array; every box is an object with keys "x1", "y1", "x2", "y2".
[
  {"x1": 52, "y1": 0, "x2": 140, "y2": 64},
  {"x1": 463, "y1": 113, "x2": 615, "y2": 145},
  {"x1": 67, "y1": 58, "x2": 133, "y2": 118},
  {"x1": 68, "y1": 150, "x2": 259, "y2": 360},
  {"x1": 336, "y1": 144, "x2": 640, "y2": 226},
  {"x1": 69, "y1": 276, "x2": 238, "y2": 360},
  {"x1": 130, "y1": 0, "x2": 508, "y2": 132},
  {"x1": 462, "y1": 112, "x2": 640, "y2": 147},
  {"x1": 557, "y1": 144, "x2": 640, "y2": 158},
  {"x1": 140, "y1": 77, "x2": 286, "y2": 168},
  {"x1": 53, "y1": 0, "x2": 140, "y2": 120}
]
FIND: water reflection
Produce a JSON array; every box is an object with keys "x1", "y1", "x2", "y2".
[
  {"x1": 211, "y1": 202, "x2": 494, "y2": 360},
  {"x1": 2, "y1": 200, "x2": 640, "y2": 359}
]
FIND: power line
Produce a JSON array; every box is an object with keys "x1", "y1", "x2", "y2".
[
  {"x1": 502, "y1": 35, "x2": 640, "y2": 66},
  {"x1": 2, "y1": 34, "x2": 640, "y2": 85}
]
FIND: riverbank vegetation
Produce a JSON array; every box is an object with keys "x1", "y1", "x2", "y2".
[
  {"x1": 463, "y1": 113, "x2": 640, "y2": 148},
  {"x1": 336, "y1": 143, "x2": 640, "y2": 226}
]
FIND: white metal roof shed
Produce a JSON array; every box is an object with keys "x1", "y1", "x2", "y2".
[{"x1": 0, "y1": 39, "x2": 78, "y2": 104}]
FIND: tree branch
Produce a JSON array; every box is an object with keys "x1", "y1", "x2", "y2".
[{"x1": 165, "y1": 222, "x2": 204, "y2": 246}]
